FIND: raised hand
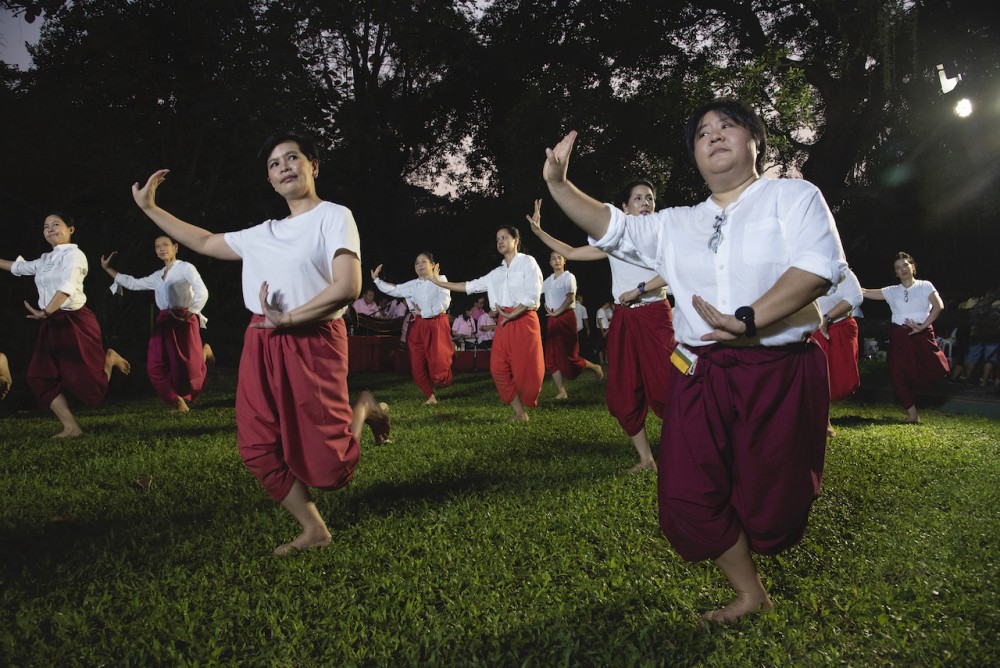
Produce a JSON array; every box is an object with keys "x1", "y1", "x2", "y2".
[
  {"x1": 131, "y1": 169, "x2": 170, "y2": 211},
  {"x1": 543, "y1": 131, "x2": 577, "y2": 184},
  {"x1": 525, "y1": 198, "x2": 542, "y2": 233},
  {"x1": 250, "y1": 281, "x2": 284, "y2": 329},
  {"x1": 371, "y1": 264, "x2": 383, "y2": 280},
  {"x1": 100, "y1": 251, "x2": 117, "y2": 270},
  {"x1": 23, "y1": 300, "x2": 48, "y2": 320}
]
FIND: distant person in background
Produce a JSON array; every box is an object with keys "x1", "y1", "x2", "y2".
[
  {"x1": 451, "y1": 302, "x2": 478, "y2": 350},
  {"x1": 372, "y1": 253, "x2": 453, "y2": 404},
  {"x1": 814, "y1": 268, "x2": 863, "y2": 437},
  {"x1": 477, "y1": 306, "x2": 497, "y2": 349},
  {"x1": 384, "y1": 296, "x2": 408, "y2": 320},
  {"x1": 530, "y1": 182, "x2": 675, "y2": 473},
  {"x1": 430, "y1": 221, "x2": 544, "y2": 422},
  {"x1": 573, "y1": 294, "x2": 593, "y2": 360},
  {"x1": 353, "y1": 287, "x2": 382, "y2": 317},
  {"x1": 1, "y1": 213, "x2": 132, "y2": 438},
  {"x1": 132, "y1": 130, "x2": 389, "y2": 556},
  {"x1": 471, "y1": 295, "x2": 488, "y2": 323},
  {"x1": 101, "y1": 235, "x2": 214, "y2": 412},
  {"x1": 949, "y1": 288, "x2": 1000, "y2": 388},
  {"x1": 535, "y1": 219, "x2": 603, "y2": 400},
  {"x1": 0, "y1": 352, "x2": 11, "y2": 400},
  {"x1": 863, "y1": 252, "x2": 949, "y2": 423},
  {"x1": 595, "y1": 299, "x2": 614, "y2": 365}
]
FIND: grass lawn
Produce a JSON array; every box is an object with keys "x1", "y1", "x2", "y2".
[{"x1": 1, "y1": 367, "x2": 998, "y2": 666}]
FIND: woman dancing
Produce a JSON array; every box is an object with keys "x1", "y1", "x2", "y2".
[
  {"x1": 1, "y1": 213, "x2": 131, "y2": 437},
  {"x1": 132, "y1": 130, "x2": 389, "y2": 555},
  {"x1": 101, "y1": 236, "x2": 214, "y2": 412},
  {"x1": 539, "y1": 240, "x2": 603, "y2": 400},
  {"x1": 372, "y1": 253, "x2": 453, "y2": 404},
  {"x1": 863, "y1": 252, "x2": 949, "y2": 423},
  {"x1": 430, "y1": 223, "x2": 543, "y2": 421}
]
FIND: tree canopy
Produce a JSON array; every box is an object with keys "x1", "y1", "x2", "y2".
[{"x1": 1, "y1": 0, "x2": 996, "y2": 352}]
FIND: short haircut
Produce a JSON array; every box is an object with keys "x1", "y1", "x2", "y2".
[
  {"x1": 257, "y1": 130, "x2": 320, "y2": 165},
  {"x1": 684, "y1": 98, "x2": 768, "y2": 172}
]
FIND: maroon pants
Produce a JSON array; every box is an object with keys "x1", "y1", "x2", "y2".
[
  {"x1": 888, "y1": 324, "x2": 950, "y2": 408},
  {"x1": 491, "y1": 309, "x2": 544, "y2": 409},
  {"x1": 26, "y1": 307, "x2": 108, "y2": 408},
  {"x1": 658, "y1": 342, "x2": 828, "y2": 562},
  {"x1": 813, "y1": 316, "x2": 860, "y2": 401},
  {"x1": 147, "y1": 309, "x2": 207, "y2": 405},
  {"x1": 407, "y1": 313, "x2": 454, "y2": 398},
  {"x1": 606, "y1": 301, "x2": 676, "y2": 436},
  {"x1": 544, "y1": 309, "x2": 587, "y2": 380},
  {"x1": 236, "y1": 316, "x2": 359, "y2": 502}
]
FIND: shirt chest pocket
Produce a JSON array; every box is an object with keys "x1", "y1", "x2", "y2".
[{"x1": 741, "y1": 217, "x2": 789, "y2": 265}]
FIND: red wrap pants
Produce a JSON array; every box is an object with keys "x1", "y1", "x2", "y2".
[
  {"x1": 888, "y1": 324, "x2": 949, "y2": 408},
  {"x1": 658, "y1": 342, "x2": 828, "y2": 562},
  {"x1": 26, "y1": 307, "x2": 109, "y2": 409},
  {"x1": 491, "y1": 308, "x2": 544, "y2": 409},
  {"x1": 148, "y1": 309, "x2": 207, "y2": 405},
  {"x1": 606, "y1": 301, "x2": 676, "y2": 436},
  {"x1": 406, "y1": 313, "x2": 454, "y2": 398},
  {"x1": 544, "y1": 309, "x2": 587, "y2": 380},
  {"x1": 812, "y1": 316, "x2": 860, "y2": 402},
  {"x1": 236, "y1": 316, "x2": 360, "y2": 502}
]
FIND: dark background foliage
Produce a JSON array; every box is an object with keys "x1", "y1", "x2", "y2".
[{"x1": 1, "y1": 0, "x2": 997, "y2": 374}]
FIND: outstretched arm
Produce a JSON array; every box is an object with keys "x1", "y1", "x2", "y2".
[
  {"x1": 543, "y1": 132, "x2": 613, "y2": 240},
  {"x1": 526, "y1": 199, "x2": 607, "y2": 261},
  {"x1": 0, "y1": 259, "x2": 14, "y2": 273},
  {"x1": 132, "y1": 170, "x2": 240, "y2": 261},
  {"x1": 428, "y1": 262, "x2": 468, "y2": 293},
  {"x1": 862, "y1": 287, "x2": 886, "y2": 301}
]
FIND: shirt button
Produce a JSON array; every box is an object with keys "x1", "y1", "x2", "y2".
[{"x1": 718, "y1": 264, "x2": 724, "y2": 270}]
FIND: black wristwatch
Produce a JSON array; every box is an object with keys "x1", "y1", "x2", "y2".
[
  {"x1": 735, "y1": 306, "x2": 757, "y2": 338},
  {"x1": 637, "y1": 282, "x2": 646, "y2": 295}
]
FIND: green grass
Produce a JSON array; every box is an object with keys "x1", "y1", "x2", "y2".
[{"x1": 1, "y1": 368, "x2": 998, "y2": 666}]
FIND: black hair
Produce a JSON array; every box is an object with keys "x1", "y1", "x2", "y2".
[
  {"x1": 497, "y1": 225, "x2": 522, "y2": 252},
  {"x1": 257, "y1": 130, "x2": 320, "y2": 165},
  {"x1": 415, "y1": 251, "x2": 435, "y2": 263},
  {"x1": 617, "y1": 178, "x2": 657, "y2": 207},
  {"x1": 684, "y1": 98, "x2": 768, "y2": 172}
]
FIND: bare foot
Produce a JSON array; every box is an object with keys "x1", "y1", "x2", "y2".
[
  {"x1": 273, "y1": 527, "x2": 333, "y2": 556},
  {"x1": 554, "y1": 390, "x2": 569, "y2": 400},
  {"x1": 902, "y1": 417, "x2": 920, "y2": 424},
  {"x1": 826, "y1": 424, "x2": 837, "y2": 438},
  {"x1": 358, "y1": 391, "x2": 391, "y2": 444},
  {"x1": 203, "y1": 343, "x2": 216, "y2": 368},
  {"x1": 701, "y1": 593, "x2": 774, "y2": 625},
  {"x1": 173, "y1": 396, "x2": 190, "y2": 413},
  {"x1": 0, "y1": 352, "x2": 11, "y2": 400},
  {"x1": 424, "y1": 395, "x2": 438, "y2": 405},
  {"x1": 51, "y1": 427, "x2": 84, "y2": 439},
  {"x1": 589, "y1": 362, "x2": 604, "y2": 382},
  {"x1": 627, "y1": 459, "x2": 657, "y2": 474},
  {"x1": 106, "y1": 348, "x2": 131, "y2": 376},
  {"x1": 509, "y1": 412, "x2": 530, "y2": 423}
]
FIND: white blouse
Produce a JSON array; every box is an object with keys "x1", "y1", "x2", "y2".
[
  {"x1": 542, "y1": 270, "x2": 577, "y2": 311},
  {"x1": 11, "y1": 243, "x2": 89, "y2": 311},
  {"x1": 881, "y1": 280, "x2": 940, "y2": 326},
  {"x1": 111, "y1": 259, "x2": 209, "y2": 327},
  {"x1": 375, "y1": 276, "x2": 451, "y2": 317},
  {"x1": 465, "y1": 253, "x2": 542, "y2": 311},
  {"x1": 816, "y1": 268, "x2": 863, "y2": 324}
]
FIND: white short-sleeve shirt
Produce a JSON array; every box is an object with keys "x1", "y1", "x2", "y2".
[
  {"x1": 591, "y1": 177, "x2": 847, "y2": 348},
  {"x1": 224, "y1": 201, "x2": 360, "y2": 318},
  {"x1": 881, "y1": 280, "x2": 940, "y2": 326},
  {"x1": 542, "y1": 270, "x2": 577, "y2": 311}
]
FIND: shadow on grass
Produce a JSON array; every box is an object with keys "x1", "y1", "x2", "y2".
[{"x1": 831, "y1": 414, "x2": 904, "y2": 428}]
